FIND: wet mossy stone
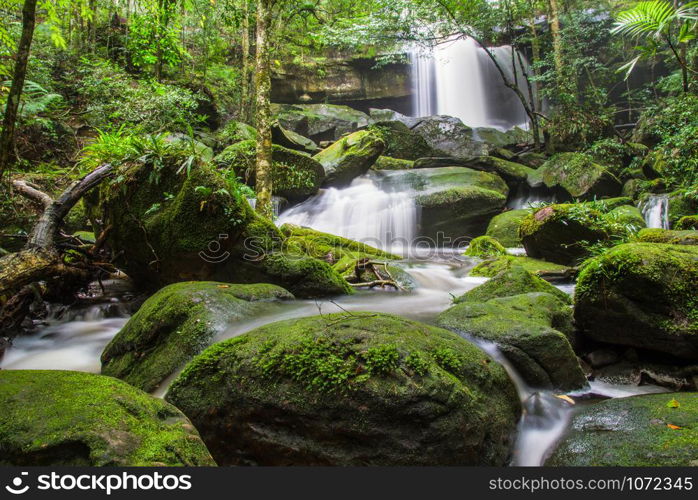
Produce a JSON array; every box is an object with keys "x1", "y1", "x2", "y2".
[
  {"x1": 371, "y1": 156, "x2": 414, "y2": 170},
  {"x1": 271, "y1": 121, "x2": 319, "y2": 153},
  {"x1": 465, "y1": 156, "x2": 536, "y2": 188},
  {"x1": 274, "y1": 103, "x2": 370, "y2": 142},
  {"x1": 669, "y1": 191, "x2": 698, "y2": 227},
  {"x1": 214, "y1": 140, "x2": 325, "y2": 201},
  {"x1": 280, "y1": 223, "x2": 398, "y2": 263},
  {"x1": 676, "y1": 215, "x2": 698, "y2": 230},
  {"x1": 575, "y1": 243, "x2": 698, "y2": 361},
  {"x1": 486, "y1": 209, "x2": 528, "y2": 247},
  {"x1": 165, "y1": 312, "x2": 521, "y2": 466},
  {"x1": 214, "y1": 120, "x2": 257, "y2": 149},
  {"x1": 313, "y1": 130, "x2": 385, "y2": 187},
  {"x1": 464, "y1": 236, "x2": 506, "y2": 258},
  {"x1": 458, "y1": 266, "x2": 570, "y2": 305},
  {"x1": 637, "y1": 228, "x2": 698, "y2": 246},
  {"x1": 367, "y1": 121, "x2": 436, "y2": 160},
  {"x1": 547, "y1": 393, "x2": 698, "y2": 466},
  {"x1": 437, "y1": 293, "x2": 585, "y2": 391},
  {"x1": 0, "y1": 370, "x2": 215, "y2": 466},
  {"x1": 530, "y1": 153, "x2": 621, "y2": 200},
  {"x1": 469, "y1": 255, "x2": 570, "y2": 279},
  {"x1": 101, "y1": 282, "x2": 293, "y2": 392}
]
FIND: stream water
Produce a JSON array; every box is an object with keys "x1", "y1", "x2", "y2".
[
  {"x1": 1, "y1": 174, "x2": 668, "y2": 466},
  {"x1": 641, "y1": 194, "x2": 670, "y2": 229}
]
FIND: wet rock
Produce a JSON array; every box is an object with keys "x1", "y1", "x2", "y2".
[
  {"x1": 485, "y1": 209, "x2": 528, "y2": 247},
  {"x1": 456, "y1": 266, "x2": 571, "y2": 305},
  {"x1": 547, "y1": 392, "x2": 698, "y2": 466},
  {"x1": 464, "y1": 236, "x2": 506, "y2": 258},
  {"x1": 371, "y1": 156, "x2": 414, "y2": 170},
  {"x1": 101, "y1": 282, "x2": 293, "y2": 392},
  {"x1": 274, "y1": 103, "x2": 370, "y2": 142},
  {"x1": 637, "y1": 228, "x2": 698, "y2": 246},
  {"x1": 0, "y1": 370, "x2": 215, "y2": 466},
  {"x1": 411, "y1": 115, "x2": 488, "y2": 158},
  {"x1": 314, "y1": 130, "x2": 385, "y2": 187},
  {"x1": 469, "y1": 255, "x2": 572, "y2": 280},
  {"x1": 166, "y1": 312, "x2": 520, "y2": 466},
  {"x1": 585, "y1": 349, "x2": 620, "y2": 369},
  {"x1": 528, "y1": 153, "x2": 621, "y2": 200},
  {"x1": 465, "y1": 156, "x2": 536, "y2": 188},
  {"x1": 367, "y1": 121, "x2": 437, "y2": 160}
]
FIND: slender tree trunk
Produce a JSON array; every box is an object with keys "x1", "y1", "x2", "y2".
[
  {"x1": 548, "y1": 0, "x2": 565, "y2": 84},
  {"x1": 241, "y1": 2, "x2": 251, "y2": 122},
  {"x1": 527, "y1": 0, "x2": 543, "y2": 111},
  {"x1": 0, "y1": 0, "x2": 38, "y2": 182},
  {"x1": 254, "y1": 0, "x2": 274, "y2": 219}
]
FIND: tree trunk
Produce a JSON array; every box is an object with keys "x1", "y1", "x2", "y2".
[
  {"x1": 253, "y1": 0, "x2": 274, "y2": 219},
  {"x1": 548, "y1": 0, "x2": 564, "y2": 81},
  {"x1": 241, "y1": 2, "x2": 252, "y2": 122},
  {"x1": 0, "y1": 0, "x2": 39, "y2": 182}
]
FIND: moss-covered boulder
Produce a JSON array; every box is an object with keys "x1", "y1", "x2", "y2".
[
  {"x1": 437, "y1": 293, "x2": 585, "y2": 390},
  {"x1": 367, "y1": 121, "x2": 436, "y2": 160},
  {"x1": 529, "y1": 153, "x2": 621, "y2": 200},
  {"x1": 0, "y1": 370, "x2": 215, "y2": 466},
  {"x1": 547, "y1": 393, "x2": 698, "y2": 466},
  {"x1": 313, "y1": 130, "x2": 385, "y2": 187},
  {"x1": 520, "y1": 202, "x2": 644, "y2": 266},
  {"x1": 466, "y1": 156, "x2": 536, "y2": 187},
  {"x1": 637, "y1": 228, "x2": 698, "y2": 246},
  {"x1": 669, "y1": 190, "x2": 698, "y2": 227},
  {"x1": 575, "y1": 243, "x2": 698, "y2": 360},
  {"x1": 214, "y1": 120, "x2": 257, "y2": 149},
  {"x1": 457, "y1": 266, "x2": 570, "y2": 305},
  {"x1": 470, "y1": 255, "x2": 571, "y2": 278},
  {"x1": 371, "y1": 156, "x2": 414, "y2": 170},
  {"x1": 101, "y1": 282, "x2": 293, "y2": 392},
  {"x1": 676, "y1": 215, "x2": 698, "y2": 230},
  {"x1": 486, "y1": 209, "x2": 528, "y2": 247},
  {"x1": 411, "y1": 115, "x2": 487, "y2": 158},
  {"x1": 214, "y1": 140, "x2": 325, "y2": 201},
  {"x1": 165, "y1": 312, "x2": 520, "y2": 466},
  {"x1": 464, "y1": 236, "x2": 506, "y2": 258},
  {"x1": 274, "y1": 103, "x2": 370, "y2": 142},
  {"x1": 271, "y1": 121, "x2": 319, "y2": 153},
  {"x1": 96, "y1": 157, "x2": 350, "y2": 297}
]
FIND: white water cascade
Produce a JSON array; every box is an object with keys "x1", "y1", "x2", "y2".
[
  {"x1": 411, "y1": 36, "x2": 534, "y2": 131},
  {"x1": 641, "y1": 194, "x2": 670, "y2": 229},
  {"x1": 277, "y1": 175, "x2": 418, "y2": 254}
]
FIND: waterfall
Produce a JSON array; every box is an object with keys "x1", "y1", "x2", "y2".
[
  {"x1": 641, "y1": 194, "x2": 669, "y2": 229},
  {"x1": 410, "y1": 36, "x2": 534, "y2": 131},
  {"x1": 277, "y1": 175, "x2": 418, "y2": 254}
]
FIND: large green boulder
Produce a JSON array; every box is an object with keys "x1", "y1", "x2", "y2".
[
  {"x1": 486, "y1": 209, "x2": 528, "y2": 247},
  {"x1": 637, "y1": 228, "x2": 698, "y2": 246},
  {"x1": 676, "y1": 215, "x2": 698, "y2": 230},
  {"x1": 0, "y1": 370, "x2": 215, "y2": 466},
  {"x1": 464, "y1": 236, "x2": 506, "y2": 258},
  {"x1": 529, "y1": 153, "x2": 621, "y2": 200},
  {"x1": 313, "y1": 130, "x2": 385, "y2": 187},
  {"x1": 372, "y1": 156, "x2": 414, "y2": 170},
  {"x1": 96, "y1": 157, "x2": 350, "y2": 296},
  {"x1": 214, "y1": 140, "x2": 325, "y2": 201},
  {"x1": 271, "y1": 121, "x2": 319, "y2": 153},
  {"x1": 469, "y1": 255, "x2": 572, "y2": 278},
  {"x1": 367, "y1": 121, "x2": 437, "y2": 160},
  {"x1": 520, "y1": 202, "x2": 645, "y2": 266},
  {"x1": 273, "y1": 103, "x2": 370, "y2": 141},
  {"x1": 166, "y1": 312, "x2": 520, "y2": 466},
  {"x1": 437, "y1": 293, "x2": 585, "y2": 390},
  {"x1": 575, "y1": 243, "x2": 698, "y2": 360},
  {"x1": 101, "y1": 282, "x2": 293, "y2": 392},
  {"x1": 547, "y1": 393, "x2": 698, "y2": 466},
  {"x1": 411, "y1": 115, "x2": 488, "y2": 158},
  {"x1": 457, "y1": 266, "x2": 571, "y2": 305},
  {"x1": 465, "y1": 156, "x2": 536, "y2": 188}
]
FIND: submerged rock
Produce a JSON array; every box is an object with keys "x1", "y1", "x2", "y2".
[
  {"x1": 438, "y1": 292, "x2": 585, "y2": 390},
  {"x1": 313, "y1": 130, "x2": 385, "y2": 187},
  {"x1": 529, "y1": 153, "x2": 621, "y2": 200},
  {"x1": 485, "y1": 209, "x2": 528, "y2": 247},
  {"x1": 575, "y1": 243, "x2": 698, "y2": 361},
  {"x1": 547, "y1": 393, "x2": 698, "y2": 466},
  {"x1": 101, "y1": 282, "x2": 293, "y2": 392},
  {"x1": 0, "y1": 370, "x2": 215, "y2": 466},
  {"x1": 166, "y1": 312, "x2": 520, "y2": 466}
]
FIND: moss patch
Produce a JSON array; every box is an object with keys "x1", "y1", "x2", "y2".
[
  {"x1": 460, "y1": 265, "x2": 571, "y2": 304},
  {"x1": 485, "y1": 209, "x2": 528, "y2": 247},
  {"x1": 637, "y1": 228, "x2": 698, "y2": 246},
  {"x1": 368, "y1": 121, "x2": 436, "y2": 160},
  {"x1": 464, "y1": 236, "x2": 507, "y2": 258},
  {"x1": 313, "y1": 130, "x2": 385, "y2": 186},
  {"x1": 470, "y1": 255, "x2": 570, "y2": 278},
  {"x1": 532, "y1": 152, "x2": 621, "y2": 199}
]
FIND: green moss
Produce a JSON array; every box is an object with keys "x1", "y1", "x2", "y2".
[
  {"x1": 464, "y1": 236, "x2": 507, "y2": 258},
  {"x1": 676, "y1": 215, "x2": 698, "y2": 230},
  {"x1": 470, "y1": 256, "x2": 570, "y2": 279},
  {"x1": 372, "y1": 156, "x2": 414, "y2": 170},
  {"x1": 367, "y1": 121, "x2": 435, "y2": 160},
  {"x1": 467, "y1": 156, "x2": 536, "y2": 185},
  {"x1": 669, "y1": 190, "x2": 698, "y2": 227},
  {"x1": 459, "y1": 265, "x2": 570, "y2": 304},
  {"x1": 548, "y1": 393, "x2": 698, "y2": 466},
  {"x1": 214, "y1": 120, "x2": 257, "y2": 148},
  {"x1": 313, "y1": 130, "x2": 385, "y2": 186},
  {"x1": 485, "y1": 209, "x2": 528, "y2": 247},
  {"x1": 0, "y1": 370, "x2": 215, "y2": 466},
  {"x1": 437, "y1": 293, "x2": 584, "y2": 390},
  {"x1": 637, "y1": 228, "x2": 698, "y2": 246},
  {"x1": 534, "y1": 152, "x2": 621, "y2": 199},
  {"x1": 101, "y1": 282, "x2": 293, "y2": 392},
  {"x1": 259, "y1": 252, "x2": 353, "y2": 297},
  {"x1": 166, "y1": 312, "x2": 521, "y2": 465}
]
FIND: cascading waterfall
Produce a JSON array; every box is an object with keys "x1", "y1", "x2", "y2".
[
  {"x1": 277, "y1": 175, "x2": 418, "y2": 254},
  {"x1": 641, "y1": 194, "x2": 670, "y2": 229},
  {"x1": 410, "y1": 36, "x2": 534, "y2": 131}
]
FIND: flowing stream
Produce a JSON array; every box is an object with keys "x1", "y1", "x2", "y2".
[
  {"x1": 1, "y1": 175, "x2": 668, "y2": 466},
  {"x1": 641, "y1": 194, "x2": 670, "y2": 229}
]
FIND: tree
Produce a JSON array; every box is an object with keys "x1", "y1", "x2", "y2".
[
  {"x1": 0, "y1": 0, "x2": 39, "y2": 181},
  {"x1": 612, "y1": 0, "x2": 698, "y2": 93}
]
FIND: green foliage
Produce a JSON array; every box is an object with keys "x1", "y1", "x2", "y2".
[
  {"x1": 128, "y1": 13, "x2": 186, "y2": 72},
  {"x1": 364, "y1": 345, "x2": 400, "y2": 375}
]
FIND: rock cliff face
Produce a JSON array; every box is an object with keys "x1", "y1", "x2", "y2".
[{"x1": 271, "y1": 54, "x2": 412, "y2": 114}]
